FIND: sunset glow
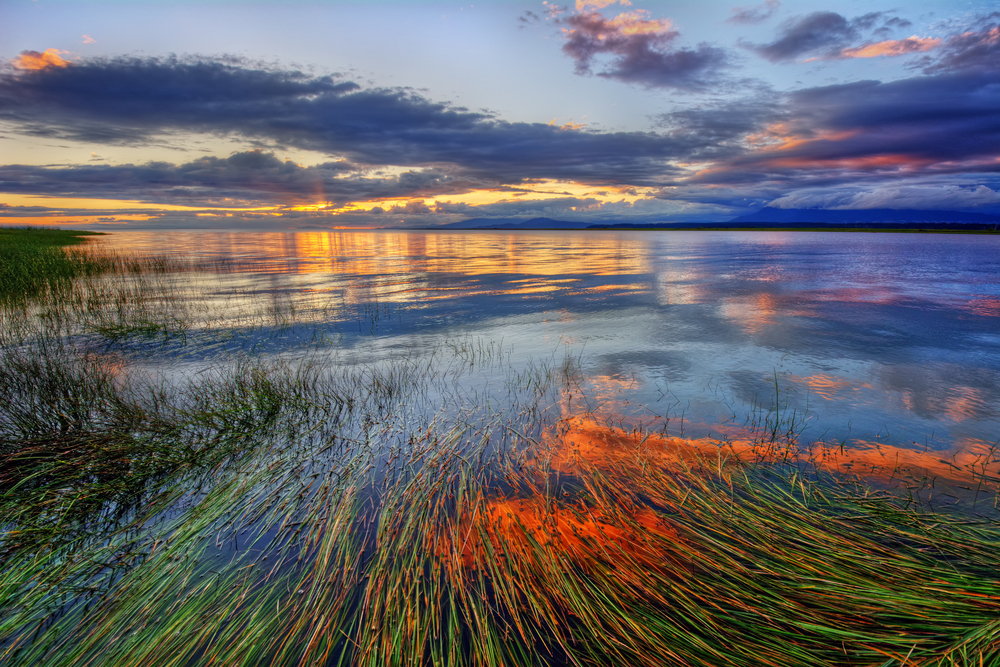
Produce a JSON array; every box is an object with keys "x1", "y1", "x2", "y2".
[
  {"x1": 0, "y1": 3, "x2": 997, "y2": 228},
  {"x1": 837, "y1": 36, "x2": 942, "y2": 59},
  {"x1": 12, "y1": 48, "x2": 69, "y2": 70},
  {"x1": 2, "y1": 4, "x2": 999, "y2": 663}
]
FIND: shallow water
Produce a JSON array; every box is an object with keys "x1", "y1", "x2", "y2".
[
  {"x1": 5, "y1": 228, "x2": 1000, "y2": 666},
  {"x1": 99, "y1": 229, "x2": 1000, "y2": 455}
]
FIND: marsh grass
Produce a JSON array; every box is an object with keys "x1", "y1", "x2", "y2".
[
  {"x1": 0, "y1": 228, "x2": 111, "y2": 304},
  {"x1": 2, "y1": 233, "x2": 1000, "y2": 666}
]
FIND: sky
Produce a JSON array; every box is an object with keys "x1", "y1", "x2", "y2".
[{"x1": 1, "y1": 0, "x2": 999, "y2": 230}]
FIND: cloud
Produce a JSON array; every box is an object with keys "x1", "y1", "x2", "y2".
[
  {"x1": 727, "y1": 0, "x2": 780, "y2": 25},
  {"x1": 656, "y1": 95, "x2": 785, "y2": 161},
  {"x1": 81, "y1": 35, "x2": 97, "y2": 45},
  {"x1": 643, "y1": 58, "x2": 1000, "y2": 216},
  {"x1": 0, "y1": 54, "x2": 698, "y2": 186},
  {"x1": 0, "y1": 194, "x2": 733, "y2": 230},
  {"x1": 0, "y1": 150, "x2": 489, "y2": 208},
  {"x1": 743, "y1": 11, "x2": 913, "y2": 63},
  {"x1": 768, "y1": 185, "x2": 1000, "y2": 210},
  {"x1": 575, "y1": 0, "x2": 630, "y2": 10},
  {"x1": 518, "y1": 10, "x2": 541, "y2": 25},
  {"x1": 919, "y1": 15, "x2": 1000, "y2": 73},
  {"x1": 542, "y1": 2, "x2": 568, "y2": 18},
  {"x1": 3, "y1": 32, "x2": 998, "y2": 225},
  {"x1": 836, "y1": 36, "x2": 941, "y2": 60},
  {"x1": 686, "y1": 68, "x2": 1000, "y2": 191},
  {"x1": 429, "y1": 193, "x2": 731, "y2": 223},
  {"x1": 559, "y1": 10, "x2": 729, "y2": 89},
  {"x1": 388, "y1": 199, "x2": 433, "y2": 215},
  {"x1": 11, "y1": 49, "x2": 70, "y2": 70}
]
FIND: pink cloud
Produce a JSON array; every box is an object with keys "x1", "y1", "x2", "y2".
[
  {"x1": 575, "y1": 0, "x2": 630, "y2": 10},
  {"x1": 837, "y1": 36, "x2": 941, "y2": 59}
]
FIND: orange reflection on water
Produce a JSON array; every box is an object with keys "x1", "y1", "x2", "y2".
[
  {"x1": 446, "y1": 416, "x2": 998, "y2": 573},
  {"x1": 538, "y1": 415, "x2": 731, "y2": 475},
  {"x1": 537, "y1": 415, "x2": 999, "y2": 493},
  {"x1": 575, "y1": 282, "x2": 648, "y2": 294},
  {"x1": 453, "y1": 497, "x2": 678, "y2": 569},
  {"x1": 788, "y1": 373, "x2": 870, "y2": 401},
  {"x1": 720, "y1": 292, "x2": 778, "y2": 337},
  {"x1": 812, "y1": 286, "x2": 903, "y2": 305},
  {"x1": 809, "y1": 436, "x2": 1000, "y2": 496}
]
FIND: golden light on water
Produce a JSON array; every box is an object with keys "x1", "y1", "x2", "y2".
[{"x1": 237, "y1": 230, "x2": 652, "y2": 278}]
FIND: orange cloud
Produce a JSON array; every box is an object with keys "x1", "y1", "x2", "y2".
[
  {"x1": 838, "y1": 36, "x2": 942, "y2": 59},
  {"x1": 957, "y1": 25, "x2": 1000, "y2": 44},
  {"x1": 82, "y1": 35, "x2": 97, "y2": 44},
  {"x1": 575, "y1": 0, "x2": 631, "y2": 10},
  {"x1": 547, "y1": 118, "x2": 588, "y2": 130},
  {"x1": 764, "y1": 154, "x2": 935, "y2": 171},
  {"x1": 605, "y1": 10, "x2": 672, "y2": 36},
  {"x1": 12, "y1": 48, "x2": 70, "y2": 70}
]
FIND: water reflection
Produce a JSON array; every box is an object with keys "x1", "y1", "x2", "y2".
[{"x1": 97, "y1": 229, "x2": 1000, "y2": 455}]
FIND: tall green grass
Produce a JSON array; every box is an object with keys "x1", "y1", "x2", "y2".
[
  {"x1": 2, "y1": 234, "x2": 999, "y2": 666},
  {"x1": 0, "y1": 227, "x2": 113, "y2": 304}
]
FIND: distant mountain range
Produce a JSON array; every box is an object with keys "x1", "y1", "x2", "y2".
[
  {"x1": 439, "y1": 217, "x2": 589, "y2": 229},
  {"x1": 728, "y1": 207, "x2": 1000, "y2": 225},
  {"x1": 431, "y1": 209, "x2": 1000, "y2": 230}
]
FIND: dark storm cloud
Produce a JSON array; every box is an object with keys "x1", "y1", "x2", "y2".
[
  {"x1": 656, "y1": 96, "x2": 785, "y2": 161},
  {"x1": 0, "y1": 55, "x2": 359, "y2": 143},
  {"x1": 686, "y1": 69, "x2": 1000, "y2": 190},
  {"x1": 743, "y1": 11, "x2": 910, "y2": 62},
  {"x1": 558, "y1": 12, "x2": 730, "y2": 90},
  {"x1": 0, "y1": 150, "x2": 489, "y2": 207},
  {"x1": 0, "y1": 54, "x2": 692, "y2": 186},
  {"x1": 727, "y1": 0, "x2": 780, "y2": 25}
]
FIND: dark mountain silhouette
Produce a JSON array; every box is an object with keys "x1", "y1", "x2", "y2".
[
  {"x1": 428, "y1": 209, "x2": 1000, "y2": 232},
  {"x1": 729, "y1": 207, "x2": 1000, "y2": 225},
  {"x1": 438, "y1": 217, "x2": 588, "y2": 229}
]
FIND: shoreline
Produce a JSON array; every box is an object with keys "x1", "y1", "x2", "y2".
[{"x1": 403, "y1": 225, "x2": 1000, "y2": 234}]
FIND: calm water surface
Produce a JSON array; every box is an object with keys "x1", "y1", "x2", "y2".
[{"x1": 100, "y1": 229, "x2": 1000, "y2": 455}]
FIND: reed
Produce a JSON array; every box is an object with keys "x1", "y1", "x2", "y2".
[
  {"x1": 0, "y1": 227, "x2": 109, "y2": 304},
  {"x1": 2, "y1": 232, "x2": 999, "y2": 667}
]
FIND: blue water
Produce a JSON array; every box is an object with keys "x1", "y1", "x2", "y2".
[{"x1": 100, "y1": 229, "x2": 1000, "y2": 454}]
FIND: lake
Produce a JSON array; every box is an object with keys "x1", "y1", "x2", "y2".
[
  {"x1": 5, "y1": 228, "x2": 1000, "y2": 666},
  {"x1": 101, "y1": 229, "x2": 1000, "y2": 456}
]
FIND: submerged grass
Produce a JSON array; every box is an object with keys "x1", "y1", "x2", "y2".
[{"x1": 2, "y1": 233, "x2": 999, "y2": 666}]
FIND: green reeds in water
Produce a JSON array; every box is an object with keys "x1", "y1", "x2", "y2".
[
  {"x1": 2, "y1": 237, "x2": 1000, "y2": 666},
  {"x1": 0, "y1": 227, "x2": 112, "y2": 305},
  {"x1": 4, "y1": 342, "x2": 999, "y2": 666}
]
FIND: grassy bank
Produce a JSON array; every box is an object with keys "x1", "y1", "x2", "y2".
[
  {"x1": 0, "y1": 227, "x2": 113, "y2": 304},
  {"x1": 2, "y1": 236, "x2": 999, "y2": 666}
]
